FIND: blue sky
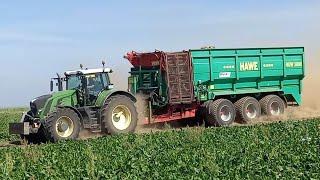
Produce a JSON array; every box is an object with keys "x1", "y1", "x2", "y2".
[{"x1": 0, "y1": 0, "x2": 319, "y2": 107}]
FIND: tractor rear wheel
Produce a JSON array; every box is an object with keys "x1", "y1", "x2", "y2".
[
  {"x1": 43, "y1": 108, "x2": 81, "y2": 142},
  {"x1": 235, "y1": 96, "x2": 261, "y2": 123},
  {"x1": 259, "y1": 95, "x2": 285, "y2": 116},
  {"x1": 102, "y1": 95, "x2": 138, "y2": 134},
  {"x1": 206, "y1": 99, "x2": 236, "y2": 126}
]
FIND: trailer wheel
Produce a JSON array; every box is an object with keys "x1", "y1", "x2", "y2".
[
  {"x1": 259, "y1": 95, "x2": 285, "y2": 116},
  {"x1": 206, "y1": 99, "x2": 236, "y2": 126},
  {"x1": 102, "y1": 95, "x2": 138, "y2": 134},
  {"x1": 43, "y1": 108, "x2": 81, "y2": 142},
  {"x1": 235, "y1": 97, "x2": 261, "y2": 123}
]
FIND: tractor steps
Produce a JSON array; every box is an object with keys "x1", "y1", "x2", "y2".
[{"x1": 81, "y1": 107, "x2": 102, "y2": 132}]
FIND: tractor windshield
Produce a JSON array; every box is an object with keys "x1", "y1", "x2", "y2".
[
  {"x1": 66, "y1": 75, "x2": 82, "y2": 90},
  {"x1": 66, "y1": 73, "x2": 110, "y2": 94},
  {"x1": 86, "y1": 73, "x2": 110, "y2": 96}
]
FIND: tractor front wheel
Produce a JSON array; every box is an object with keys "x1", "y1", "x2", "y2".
[
  {"x1": 43, "y1": 108, "x2": 81, "y2": 142},
  {"x1": 102, "y1": 95, "x2": 138, "y2": 134},
  {"x1": 20, "y1": 111, "x2": 46, "y2": 144}
]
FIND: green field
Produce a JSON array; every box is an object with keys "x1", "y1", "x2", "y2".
[
  {"x1": 0, "y1": 108, "x2": 26, "y2": 143},
  {"x1": 0, "y1": 109, "x2": 319, "y2": 179}
]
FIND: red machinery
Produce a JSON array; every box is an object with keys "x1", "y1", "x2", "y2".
[
  {"x1": 125, "y1": 50, "x2": 198, "y2": 124},
  {"x1": 124, "y1": 51, "x2": 166, "y2": 69}
]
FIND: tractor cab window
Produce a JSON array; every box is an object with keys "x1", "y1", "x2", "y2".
[
  {"x1": 86, "y1": 73, "x2": 109, "y2": 96},
  {"x1": 66, "y1": 75, "x2": 82, "y2": 90},
  {"x1": 66, "y1": 73, "x2": 110, "y2": 97}
]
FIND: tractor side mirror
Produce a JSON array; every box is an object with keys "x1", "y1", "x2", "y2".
[
  {"x1": 107, "y1": 84, "x2": 114, "y2": 90},
  {"x1": 50, "y1": 80, "x2": 54, "y2": 92}
]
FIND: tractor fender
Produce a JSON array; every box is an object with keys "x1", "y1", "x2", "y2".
[{"x1": 103, "y1": 91, "x2": 137, "y2": 105}]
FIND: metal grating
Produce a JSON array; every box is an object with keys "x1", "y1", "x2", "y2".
[{"x1": 165, "y1": 52, "x2": 193, "y2": 104}]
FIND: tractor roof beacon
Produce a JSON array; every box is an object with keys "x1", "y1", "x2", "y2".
[{"x1": 9, "y1": 63, "x2": 138, "y2": 143}]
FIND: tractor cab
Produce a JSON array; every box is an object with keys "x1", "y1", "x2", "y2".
[
  {"x1": 64, "y1": 68, "x2": 113, "y2": 106},
  {"x1": 51, "y1": 67, "x2": 114, "y2": 106}
]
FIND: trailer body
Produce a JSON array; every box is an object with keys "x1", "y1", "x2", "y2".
[
  {"x1": 191, "y1": 47, "x2": 304, "y2": 105},
  {"x1": 126, "y1": 47, "x2": 304, "y2": 124}
]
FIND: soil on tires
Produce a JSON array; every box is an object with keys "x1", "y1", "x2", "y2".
[
  {"x1": 234, "y1": 96, "x2": 261, "y2": 123},
  {"x1": 205, "y1": 99, "x2": 236, "y2": 127},
  {"x1": 102, "y1": 95, "x2": 138, "y2": 134},
  {"x1": 259, "y1": 95, "x2": 285, "y2": 116},
  {"x1": 43, "y1": 108, "x2": 81, "y2": 142}
]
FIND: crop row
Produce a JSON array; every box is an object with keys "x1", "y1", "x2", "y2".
[{"x1": 0, "y1": 112, "x2": 319, "y2": 179}]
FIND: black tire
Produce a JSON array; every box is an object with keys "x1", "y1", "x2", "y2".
[
  {"x1": 259, "y1": 95, "x2": 285, "y2": 116},
  {"x1": 21, "y1": 128, "x2": 46, "y2": 144},
  {"x1": 206, "y1": 99, "x2": 236, "y2": 126},
  {"x1": 20, "y1": 111, "x2": 46, "y2": 144},
  {"x1": 234, "y1": 96, "x2": 261, "y2": 123},
  {"x1": 195, "y1": 102, "x2": 209, "y2": 126},
  {"x1": 102, "y1": 95, "x2": 138, "y2": 134},
  {"x1": 43, "y1": 108, "x2": 81, "y2": 142}
]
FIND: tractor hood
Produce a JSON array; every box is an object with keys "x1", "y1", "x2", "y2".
[
  {"x1": 51, "y1": 90, "x2": 77, "y2": 99},
  {"x1": 30, "y1": 94, "x2": 52, "y2": 116},
  {"x1": 30, "y1": 90, "x2": 77, "y2": 117}
]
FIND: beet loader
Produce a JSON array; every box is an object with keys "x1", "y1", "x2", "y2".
[{"x1": 125, "y1": 47, "x2": 305, "y2": 125}]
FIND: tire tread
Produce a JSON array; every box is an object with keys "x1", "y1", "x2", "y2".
[
  {"x1": 43, "y1": 108, "x2": 80, "y2": 142},
  {"x1": 101, "y1": 95, "x2": 138, "y2": 134}
]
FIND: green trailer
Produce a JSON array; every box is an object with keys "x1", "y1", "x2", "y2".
[
  {"x1": 191, "y1": 47, "x2": 304, "y2": 104},
  {"x1": 126, "y1": 47, "x2": 304, "y2": 125}
]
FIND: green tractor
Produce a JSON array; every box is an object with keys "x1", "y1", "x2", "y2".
[{"x1": 9, "y1": 63, "x2": 138, "y2": 143}]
